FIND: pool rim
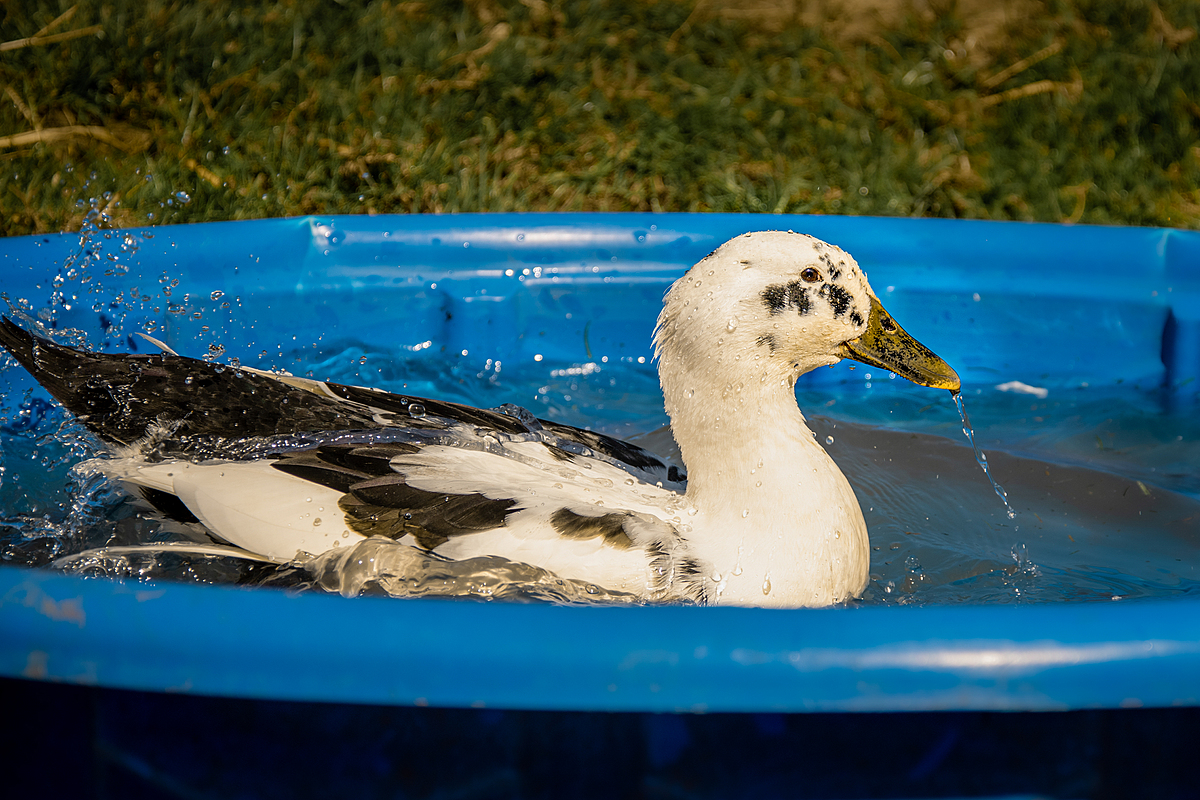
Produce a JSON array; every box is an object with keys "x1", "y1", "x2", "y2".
[{"x1": 2, "y1": 211, "x2": 1198, "y2": 713}]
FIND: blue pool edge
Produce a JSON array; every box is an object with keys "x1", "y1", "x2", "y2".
[
  {"x1": 3, "y1": 564, "x2": 1199, "y2": 713},
  {"x1": 3, "y1": 211, "x2": 1199, "y2": 714}
]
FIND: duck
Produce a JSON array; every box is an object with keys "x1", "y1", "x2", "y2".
[{"x1": 0, "y1": 230, "x2": 959, "y2": 608}]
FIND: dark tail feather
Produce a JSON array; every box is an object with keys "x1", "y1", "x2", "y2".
[
  {"x1": 0, "y1": 316, "x2": 38, "y2": 375},
  {"x1": 0, "y1": 316, "x2": 378, "y2": 447},
  {"x1": 0, "y1": 315, "x2": 190, "y2": 445}
]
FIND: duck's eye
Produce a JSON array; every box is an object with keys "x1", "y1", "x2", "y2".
[{"x1": 800, "y1": 267, "x2": 822, "y2": 282}]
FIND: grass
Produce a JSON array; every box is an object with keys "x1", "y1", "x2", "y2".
[{"x1": 1, "y1": 0, "x2": 1198, "y2": 235}]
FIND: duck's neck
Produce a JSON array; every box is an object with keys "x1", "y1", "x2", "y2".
[{"x1": 662, "y1": 365, "x2": 870, "y2": 607}]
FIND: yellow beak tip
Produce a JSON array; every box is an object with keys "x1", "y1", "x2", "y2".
[{"x1": 933, "y1": 370, "x2": 962, "y2": 393}]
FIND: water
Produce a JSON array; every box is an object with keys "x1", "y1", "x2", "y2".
[
  {"x1": 952, "y1": 390, "x2": 1016, "y2": 520},
  {"x1": 3, "y1": 337, "x2": 1198, "y2": 605},
  {"x1": 2, "y1": 207, "x2": 1198, "y2": 606}
]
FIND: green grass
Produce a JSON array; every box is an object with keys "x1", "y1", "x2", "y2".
[{"x1": 1, "y1": 0, "x2": 1198, "y2": 235}]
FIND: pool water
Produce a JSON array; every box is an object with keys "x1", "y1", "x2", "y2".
[
  {"x1": 2, "y1": 209, "x2": 1198, "y2": 607},
  {"x1": 3, "y1": 338, "x2": 1198, "y2": 606}
]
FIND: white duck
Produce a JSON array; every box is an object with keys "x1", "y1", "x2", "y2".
[{"x1": 0, "y1": 230, "x2": 959, "y2": 608}]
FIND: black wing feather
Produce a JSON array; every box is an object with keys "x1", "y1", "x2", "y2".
[
  {"x1": 271, "y1": 444, "x2": 517, "y2": 551},
  {"x1": 0, "y1": 317, "x2": 380, "y2": 446},
  {"x1": 0, "y1": 316, "x2": 676, "y2": 477}
]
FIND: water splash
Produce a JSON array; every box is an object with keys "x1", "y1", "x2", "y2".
[
  {"x1": 306, "y1": 538, "x2": 649, "y2": 605},
  {"x1": 952, "y1": 390, "x2": 1016, "y2": 520}
]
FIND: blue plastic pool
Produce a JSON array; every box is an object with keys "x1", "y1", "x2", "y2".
[{"x1": 1, "y1": 212, "x2": 1198, "y2": 713}]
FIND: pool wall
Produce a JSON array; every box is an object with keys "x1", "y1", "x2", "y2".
[
  {"x1": 4, "y1": 212, "x2": 1198, "y2": 394},
  {"x1": 2, "y1": 213, "x2": 1199, "y2": 715}
]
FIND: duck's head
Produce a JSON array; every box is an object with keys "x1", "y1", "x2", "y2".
[{"x1": 655, "y1": 230, "x2": 960, "y2": 395}]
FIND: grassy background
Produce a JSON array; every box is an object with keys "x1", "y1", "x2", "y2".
[{"x1": 1, "y1": 0, "x2": 1198, "y2": 235}]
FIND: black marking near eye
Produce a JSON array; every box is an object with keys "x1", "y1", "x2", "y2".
[
  {"x1": 786, "y1": 281, "x2": 811, "y2": 313},
  {"x1": 761, "y1": 284, "x2": 788, "y2": 314},
  {"x1": 850, "y1": 310, "x2": 864, "y2": 327},
  {"x1": 819, "y1": 283, "x2": 853, "y2": 316},
  {"x1": 762, "y1": 281, "x2": 812, "y2": 316},
  {"x1": 757, "y1": 333, "x2": 778, "y2": 352},
  {"x1": 830, "y1": 260, "x2": 845, "y2": 280}
]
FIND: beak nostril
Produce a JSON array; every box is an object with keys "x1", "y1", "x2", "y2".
[{"x1": 881, "y1": 316, "x2": 898, "y2": 334}]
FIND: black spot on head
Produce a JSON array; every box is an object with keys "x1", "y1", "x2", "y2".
[
  {"x1": 785, "y1": 280, "x2": 811, "y2": 314},
  {"x1": 756, "y1": 333, "x2": 778, "y2": 352},
  {"x1": 763, "y1": 282, "x2": 812, "y2": 316},
  {"x1": 761, "y1": 284, "x2": 788, "y2": 314},
  {"x1": 850, "y1": 310, "x2": 864, "y2": 327},
  {"x1": 821, "y1": 283, "x2": 852, "y2": 316}
]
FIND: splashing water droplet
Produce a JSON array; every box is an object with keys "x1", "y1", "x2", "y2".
[
  {"x1": 210, "y1": 290, "x2": 224, "y2": 301},
  {"x1": 726, "y1": 317, "x2": 738, "y2": 333},
  {"x1": 762, "y1": 576, "x2": 772, "y2": 595},
  {"x1": 1011, "y1": 542, "x2": 1038, "y2": 575},
  {"x1": 825, "y1": 435, "x2": 834, "y2": 445},
  {"x1": 407, "y1": 403, "x2": 426, "y2": 419},
  {"x1": 953, "y1": 391, "x2": 1016, "y2": 519}
]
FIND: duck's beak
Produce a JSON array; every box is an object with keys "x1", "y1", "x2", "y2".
[{"x1": 837, "y1": 296, "x2": 961, "y2": 391}]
